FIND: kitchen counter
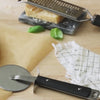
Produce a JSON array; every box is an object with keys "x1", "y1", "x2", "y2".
[{"x1": 0, "y1": 0, "x2": 100, "y2": 100}]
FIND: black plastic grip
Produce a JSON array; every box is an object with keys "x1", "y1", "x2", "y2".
[
  {"x1": 35, "y1": 76, "x2": 91, "y2": 99},
  {"x1": 92, "y1": 15, "x2": 100, "y2": 26}
]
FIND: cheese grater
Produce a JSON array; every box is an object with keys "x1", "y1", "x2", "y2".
[
  {"x1": 18, "y1": 0, "x2": 100, "y2": 34},
  {"x1": 20, "y1": 0, "x2": 85, "y2": 21}
]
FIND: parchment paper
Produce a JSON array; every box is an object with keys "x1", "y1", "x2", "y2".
[{"x1": 0, "y1": 23, "x2": 57, "y2": 100}]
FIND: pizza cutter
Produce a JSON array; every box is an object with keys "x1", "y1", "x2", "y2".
[{"x1": 0, "y1": 65, "x2": 100, "y2": 100}]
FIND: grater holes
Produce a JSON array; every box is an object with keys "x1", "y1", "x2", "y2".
[
  {"x1": 65, "y1": 6, "x2": 81, "y2": 16},
  {"x1": 31, "y1": 0, "x2": 82, "y2": 13},
  {"x1": 52, "y1": 0, "x2": 62, "y2": 10},
  {"x1": 36, "y1": 0, "x2": 46, "y2": 6},
  {"x1": 62, "y1": 2, "x2": 66, "y2": 7},
  {"x1": 37, "y1": 0, "x2": 42, "y2": 4},
  {"x1": 73, "y1": 7, "x2": 80, "y2": 11},
  {"x1": 48, "y1": 0, "x2": 56, "y2": 8},
  {"x1": 32, "y1": 0, "x2": 38, "y2": 3},
  {"x1": 47, "y1": 0, "x2": 53, "y2": 7},
  {"x1": 31, "y1": 0, "x2": 40, "y2": 4},
  {"x1": 40, "y1": 0, "x2": 47, "y2": 6},
  {"x1": 63, "y1": 2, "x2": 81, "y2": 12},
  {"x1": 29, "y1": 0, "x2": 84, "y2": 20},
  {"x1": 59, "y1": 1, "x2": 64, "y2": 7},
  {"x1": 75, "y1": 7, "x2": 80, "y2": 11}
]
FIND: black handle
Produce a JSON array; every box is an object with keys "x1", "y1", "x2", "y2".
[
  {"x1": 35, "y1": 76, "x2": 92, "y2": 99},
  {"x1": 92, "y1": 15, "x2": 100, "y2": 26}
]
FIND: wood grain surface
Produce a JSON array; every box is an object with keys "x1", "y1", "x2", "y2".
[{"x1": 0, "y1": 0, "x2": 100, "y2": 100}]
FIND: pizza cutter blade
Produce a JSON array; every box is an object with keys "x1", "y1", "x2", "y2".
[{"x1": 0, "y1": 65, "x2": 32, "y2": 92}]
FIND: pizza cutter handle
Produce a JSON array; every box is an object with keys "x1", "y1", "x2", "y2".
[{"x1": 35, "y1": 76, "x2": 99, "y2": 99}]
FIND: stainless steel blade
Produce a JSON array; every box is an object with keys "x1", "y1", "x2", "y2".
[
  {"x1": 0, "y1": 65, "x2": 32, "y2": 92},
  {"x1": 12, "y1": 75, "x2": 37, "y2": 83}
]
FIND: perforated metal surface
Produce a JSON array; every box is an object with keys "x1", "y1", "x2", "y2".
[
  {"x1": 27, "y1": 0, "x2": 85, "y2": 21},
  {"x1": 0, "y1": 65, "x2": 31, "y2": 92}
]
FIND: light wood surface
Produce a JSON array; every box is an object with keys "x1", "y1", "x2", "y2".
[{"x1": 0, "y1": 0, "x2": 100, "y2": 100}]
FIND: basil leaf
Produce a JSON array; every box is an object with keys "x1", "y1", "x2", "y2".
[
  {"x1": 50, "y1": 28, "x2": 63, "y2": 39},
  {"x1": 28, "y1": 25, "x2": 45, "y2": 33}
]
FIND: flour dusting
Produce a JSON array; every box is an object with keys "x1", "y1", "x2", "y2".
[{"x1": 52, "y1": 41, "x2": 100, "y2": 91}]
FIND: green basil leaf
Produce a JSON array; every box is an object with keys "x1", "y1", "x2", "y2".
[
  {"x1": 50, "y1": 28, "x2": 63, "y2": 39},
  {"x1": 28, "y1": 25, "x2": 45, "y2": 33}
]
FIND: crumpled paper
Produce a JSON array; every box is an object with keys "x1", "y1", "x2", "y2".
[{"x1": 53, "y1": 41, "x2": 100, "y2": 91}]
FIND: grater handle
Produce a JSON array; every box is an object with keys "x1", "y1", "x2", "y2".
[{"x1": 91, "y1": 15, "x2": 100, "y2": 26}]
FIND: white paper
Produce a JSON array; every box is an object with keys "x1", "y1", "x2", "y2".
[{"x1": 52, "y1": 41, "x2": 100, "y2": 91}]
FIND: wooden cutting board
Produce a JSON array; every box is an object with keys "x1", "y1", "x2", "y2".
[{"x1": 0, "y1": 0, "x2": 100, "y2": 100}]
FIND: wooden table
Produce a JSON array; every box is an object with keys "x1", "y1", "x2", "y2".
[{"x1": 0, "y1": 0, "x2": 100, "y2": 100}]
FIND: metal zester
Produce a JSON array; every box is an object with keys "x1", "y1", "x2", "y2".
[{"x1": 22, "y1": 0, "x2": 85, "y2": 21}]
